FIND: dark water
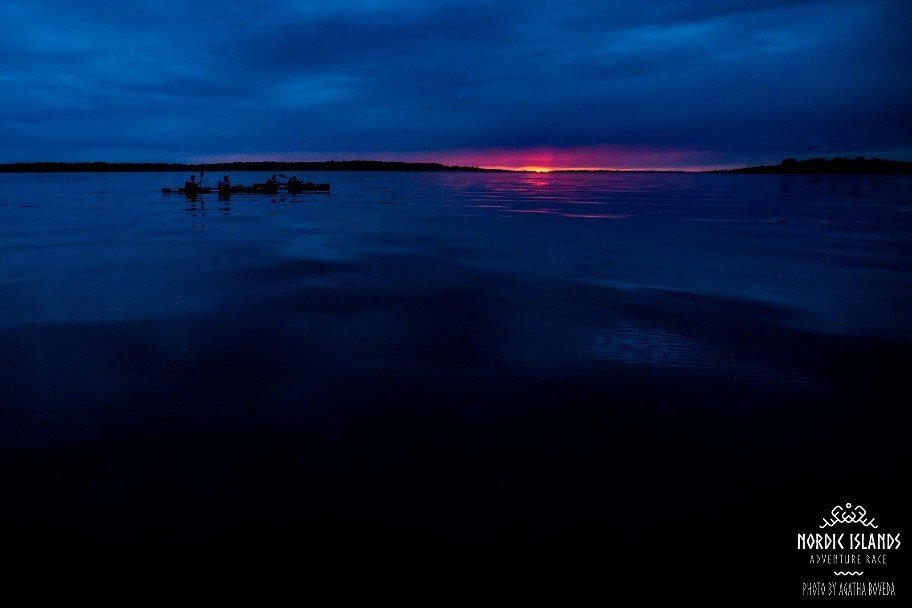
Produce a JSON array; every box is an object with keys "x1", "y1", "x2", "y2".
[{"x1": 1, "y1": 172, "x2": 910, "y2": 595}]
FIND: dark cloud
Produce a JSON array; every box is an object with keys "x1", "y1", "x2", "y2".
[{"x1": 0, "y1": 0, "x2": 909, "y2": 165}]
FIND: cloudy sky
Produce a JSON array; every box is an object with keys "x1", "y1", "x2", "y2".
[{"x1": 1, "y1": 0, "x2": 909, "y2": 168}]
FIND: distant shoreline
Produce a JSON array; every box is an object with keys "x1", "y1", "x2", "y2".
[
  {"x1": 0, "y1": 157, "x2": 909, "y2": 174},
  {"x1": 716, "y1": 157, "x2": 912, "y2": 175},
  {"x1": 0, "y1": 160, "x2": 500, "y2": 174}
]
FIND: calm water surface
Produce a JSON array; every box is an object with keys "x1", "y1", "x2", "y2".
[{"x1": 1, "y1": 171, "x2": 910, "y2": 591}]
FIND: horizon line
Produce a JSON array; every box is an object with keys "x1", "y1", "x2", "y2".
[
  {"x1": 1, "y1": 157, "x2": 905, "y2": 174},
  {"x1": 0, "y1": 158, "x2": 741, "y2": 173}
]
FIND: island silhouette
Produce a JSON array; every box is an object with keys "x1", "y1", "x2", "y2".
[
  {"x1": 0, "y1": 160, "x2": 498, "y2": 173},
  {"x1": 722, "y1": 156, "x2": 912, "y2": 174}
]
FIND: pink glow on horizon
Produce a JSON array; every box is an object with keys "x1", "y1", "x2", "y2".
[
  {"x1": 194, "y1": 145, "x2": 740, "y2": 171},
  {"x1": 415, "y1": 146, "x2": 718, "y2": 171}
]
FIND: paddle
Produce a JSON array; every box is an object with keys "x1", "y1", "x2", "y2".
[{"x1": 199, "y1": 170, "x2": 205, "y2": 188}]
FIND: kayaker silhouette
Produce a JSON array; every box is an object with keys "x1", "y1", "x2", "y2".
[
  {"x1": 262, "y1": 173, "x2": 279, "y2": 194},
  {"x1": 217, "y1": 175, "x2": 232, "y2": 199}
]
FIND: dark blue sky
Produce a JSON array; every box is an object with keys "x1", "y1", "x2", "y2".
[{"x1": 1, "y1": 0, "x2": 910, "y2": 168}]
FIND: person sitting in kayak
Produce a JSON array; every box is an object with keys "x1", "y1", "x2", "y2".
[
  {"x1": 287, "y1": 175, "x2": 302, "y2": 187},
  {"x1": 262, "y1": 174, "x2": 279, "y2": 194},
  {"x1": 184, "y1": 175, "x2": 198, "y2": 191},
  {"x1": 218, "y1": 175, "x2": 231, "y2": 189}
]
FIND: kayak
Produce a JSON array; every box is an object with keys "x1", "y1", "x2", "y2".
[
  {"x1": 162, "y1": 186, "x2": 214, "y2": 194},
  {"x1": 162, "y1": 183, "x2": 330, "y2": 195}
]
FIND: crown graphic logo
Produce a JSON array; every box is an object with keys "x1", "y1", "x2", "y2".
[{"x1": 819, "y1": 503, "x2": 878, "y2": 529}]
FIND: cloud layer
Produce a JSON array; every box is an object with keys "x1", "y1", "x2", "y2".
[{"x1": 1, "y1": 0, "x2": 910, "y2": 167}]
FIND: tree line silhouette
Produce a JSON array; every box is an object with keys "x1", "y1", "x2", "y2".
[
  {"x1": 0, "y1": 160, "x2": 499, "y2": 173},
  {"x1": 726, "y1": 156, "x2": 912, "y2": 174}
]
